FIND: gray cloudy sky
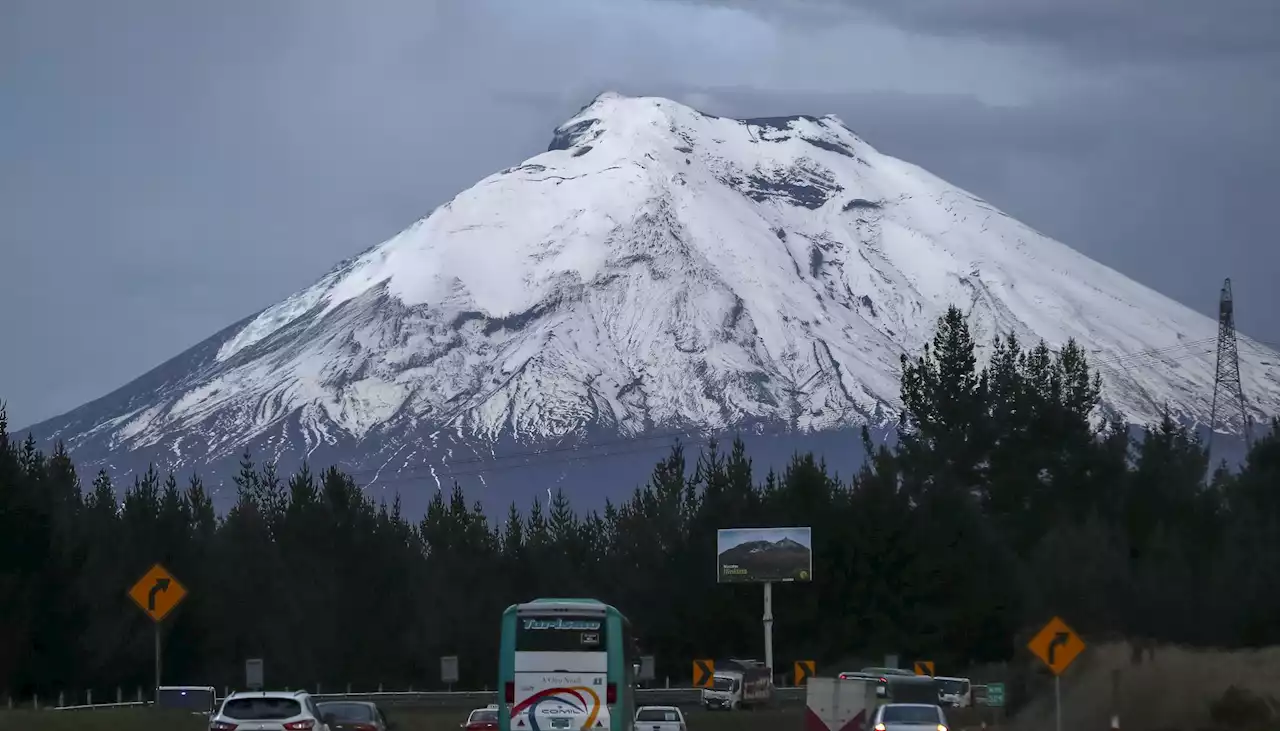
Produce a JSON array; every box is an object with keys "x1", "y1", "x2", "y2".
[{"x1": 2, "y1": 0, "x2": 1277, "y2": 428}]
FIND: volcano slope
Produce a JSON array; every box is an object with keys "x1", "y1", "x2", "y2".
[{"x1": 22, "y1": 92, "x2": 1279, "y2": 513}]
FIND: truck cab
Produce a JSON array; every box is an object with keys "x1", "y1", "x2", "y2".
[
  {"x1": 702, "y1": 672, "x2": 742, "y2": 710},
  {"x1": 935, "y1": 676, "x2": 972, "y2": 708},
  {"x1": 700, "y1": 659, "x2": 774, "y2": 711}
]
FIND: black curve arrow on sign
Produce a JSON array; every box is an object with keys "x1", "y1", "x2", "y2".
[
  {"x1": 1047, "y1": 631, "x2": 1070, "y2": 665},
  {"x1": 148, "y1": 577, "x2": 171, "y2": 611},
  {"x1": 796, "y1": 662, "x2": 813, "y2": 683},
  {"x1": 694, "y1": 660, "x2": 712, "y2": 687}
]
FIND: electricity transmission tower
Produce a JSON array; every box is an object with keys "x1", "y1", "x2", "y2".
[{"x1": 1208, "y1": 278, "x2": 1253, "y2": 454}]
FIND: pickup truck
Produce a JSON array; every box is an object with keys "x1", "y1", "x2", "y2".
[{"x1": 633, "y1": 706, "x2": 686, "y2": 731}]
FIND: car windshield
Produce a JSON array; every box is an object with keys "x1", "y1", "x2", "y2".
[
  {"x1": 938, "y1": 679, "x2": 968, "y2": 694},
  {"x1": 319, "y1": 703, "x2": 374, "y2": 721},
  {"x1": 636, "y1": 709, "x2": 680, "y2": 722},
  {"x1": 222, "y1": 698, "x2": 302, "y2": 720},
  {"x1": 469, "y1": 710, "x2": 498, "y2": 724},
  {"x1": 882, "y1": 705, "x2": 942, "y2": 724}
]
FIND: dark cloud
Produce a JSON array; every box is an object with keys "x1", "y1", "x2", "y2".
[
  {"x1": 0, "y1": 0, "x2": 571, "y2": 426},
  {"x1": 672, "y1": 0, "x2": 1280, "y2": 63},
  {"x1": 1, "y1": 0, "x2": 1276, "y2": 427},
  {"x1": 859, "y1": 0, "x2": 1280, "y2": 63}
]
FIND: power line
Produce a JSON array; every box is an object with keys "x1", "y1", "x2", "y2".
[{"x1": 1089, "y1": 338, "x2": 1217, "y2": 368}]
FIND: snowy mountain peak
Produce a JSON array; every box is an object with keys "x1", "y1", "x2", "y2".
[
  {"x1": 26, "y1": 94, "x2": 1280, "y2": 493},
  {"x1": 548, "y1": 91, "x2": 858, "y2": 158}
]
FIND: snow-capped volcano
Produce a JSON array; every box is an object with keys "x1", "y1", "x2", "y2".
[{"x1": 25, "y1": 92, "x2": 1280, "y2": 507}]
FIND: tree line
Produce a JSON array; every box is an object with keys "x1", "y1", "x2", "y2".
[{"x1": 2, "y1": 306, "x2": 1277, "y2": 699}]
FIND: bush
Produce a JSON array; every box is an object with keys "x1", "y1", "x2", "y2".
[{"x1": 1208, "y1": 685, "x2": 1275, "y2": 729}]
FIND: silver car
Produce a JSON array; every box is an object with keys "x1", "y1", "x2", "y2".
[
  {"x1": 209, "y1": 690, "x2": 332, "y2": 731},
  {"x1": 870, "y1": 702, "x2": 949, "y2": 731}
]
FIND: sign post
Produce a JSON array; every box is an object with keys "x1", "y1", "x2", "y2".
[
  {"x1": 716, "y1": 527, "x2": 813, "y2": 676},
  {"x1": 1028, "y1": 616, "x2": 1086, "y2": 731},
  {"x1": 441, "y1": 656, "x2": 459, "y2": 691},
  {"x1": 763, "y1": 581, "x2": 773, "y2": 673},
  {"x1": 127, "y1": 564, "x2": 188, "y2": 701}
]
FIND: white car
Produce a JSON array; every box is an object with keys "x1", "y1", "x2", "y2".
[
  {"x1": 209, "y1": 690, "x2": 332, "y2": 731},
  {"x1": 633, "y1": 705, "x2": 686, "y2": 731},
  {"x1": 871, "y1": 702, "x2": 949, "y2": 731}
]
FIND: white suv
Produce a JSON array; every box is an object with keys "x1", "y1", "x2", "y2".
[{"x1": 209, "y1": 690, "x2": 332, "y2": 731}]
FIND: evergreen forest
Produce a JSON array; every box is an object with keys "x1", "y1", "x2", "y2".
[{"x1": 3, "y1": 306, "x2": 1278, "y2": 699}]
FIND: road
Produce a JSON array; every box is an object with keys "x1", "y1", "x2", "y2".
[{"x1": 7, "y1": 685, "x2": 997, "y2": 731}]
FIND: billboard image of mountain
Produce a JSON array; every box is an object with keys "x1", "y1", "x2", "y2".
[{"x1": 716, "y1": 527, "x2": 813, "y2": 583}]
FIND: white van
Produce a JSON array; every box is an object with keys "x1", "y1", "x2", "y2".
[{"x1": 935, "y1": 676, "x2": 972, "y2": 708}]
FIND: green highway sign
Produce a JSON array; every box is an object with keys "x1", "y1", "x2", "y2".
[{"x1": 985, "y1": 682, "x2": 1006, "y2": 707}]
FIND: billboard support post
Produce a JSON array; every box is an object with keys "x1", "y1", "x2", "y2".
[
  {"x1": 763, "y1": 581, "x2": 774, "y2": 675},
  {"x1": 716, "y1": 526, "x2": 811, "y2": 682}
]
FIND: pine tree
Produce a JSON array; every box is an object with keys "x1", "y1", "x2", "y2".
[{"x1": 898, "y1": 306, "x2": 989, "y2": 497}]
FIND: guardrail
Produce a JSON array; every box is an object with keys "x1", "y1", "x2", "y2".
[
  {"x1": 51, "y1": 701, "x2": 152, "y2": 711},
  {"x1": 39, "y1": 687, "x2": 807, "y2": 712}
]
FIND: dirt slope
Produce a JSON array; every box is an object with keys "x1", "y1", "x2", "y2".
[{"x1": 1009, "y1": 641, "x2": 1280, "y2": 730}]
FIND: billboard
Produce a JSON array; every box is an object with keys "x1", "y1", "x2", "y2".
[{"x1": 716, "y1": 527, "x2": 813, "y2": 583}]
